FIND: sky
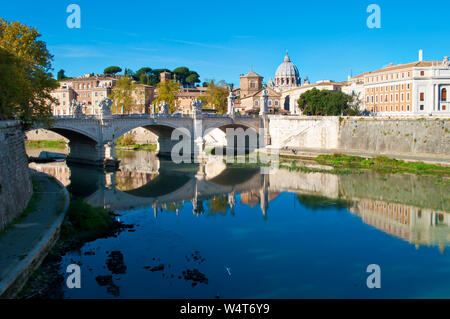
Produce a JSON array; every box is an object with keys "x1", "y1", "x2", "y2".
[{"x1": 2, "y1": 0, "x2": 450, "y2": 86}]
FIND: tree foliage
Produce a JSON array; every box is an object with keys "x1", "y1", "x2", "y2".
[
  {"x1": 297, "y1": 88, "x2": 359, "y2": 116},
  {"x1": 201, "y1": 80, "x2": 229, "y2": 114},
  {"x1": 104, "y1": 66, "x2": 122, "y2": 75},
  {"x1": 57, "y1": 69, "x2": 68, "y2": 81},
  {"x1": 110, "y1": 77, "x2": 136, "y2": 114},
  {"x1": 0, "y1": 19, "x2": 58, "y2": 127},
  {"x1": 154, "y1": 80, "x2": 181, "y2": 113}
]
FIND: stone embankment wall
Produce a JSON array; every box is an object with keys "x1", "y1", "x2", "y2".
[
  {"x1": 338, "y1": 117, "x2": 449, "y2": 156},
  {"x1": 0, "y1": 121, "x2": 33, "y2": 230},
  {"x1": 268, "y1": 116, "x2": 450, "y2": 158}
]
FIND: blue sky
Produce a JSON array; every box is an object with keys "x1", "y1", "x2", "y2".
[{"x1": 2, "y1": 0, "x2": 450, "y2": 86}]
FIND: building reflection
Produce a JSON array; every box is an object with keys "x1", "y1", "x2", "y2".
[
  {"x1": 28, "y1": 150, "x2": 449, "y2": 250},
  {"x1": 350, "y1": 199, "x2": 449, "y2": 252}
]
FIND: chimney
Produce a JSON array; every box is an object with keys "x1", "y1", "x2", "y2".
[{"x1": 419, "y1": 49, "x2": 423, "y2": 62}]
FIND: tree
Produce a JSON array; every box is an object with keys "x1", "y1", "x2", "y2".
[
  {"x1": 57, "y1": 69, "x2": 67, "y2": 81},
  {"x1": 172, "y1": 67, "x2": 190, "y2": 85},
  {"x1": 201, "y1": 80, "x2": 229, "y2": 114},
  {"x1": 104, "y1": 66, "x2": 122, "y2": 76},
  {"x1": 124, "y1": 68, "x2": 134, "y2": 77},
  {"x1": 110, "y1": 77, "x2": 136, "y2": 114},
  {"x1": 297, "y1": 88, "x2": 359, "y2": 116},
  {"x1": 186, "y1": 71, "x2": 200, "y2": 87},
  {"x1": 134, "y1": 67, "x2": 152, "y2": 84},
  {"x1": 154, "y1": 80, "x2": 181, "y2": 113},
  {"x1": 0, "y1": 19, "x2": 58, "y2": 128}
]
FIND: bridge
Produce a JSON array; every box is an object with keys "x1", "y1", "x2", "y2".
[{"x1": 35, "y1": 113, "x2": 269, "y2": 167}]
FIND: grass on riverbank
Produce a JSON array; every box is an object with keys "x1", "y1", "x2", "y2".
[
  {"x1": 60, "y1": 199, "x2": 115, "y2": 241},
  {"x1": 315, "y1": 154, "x2": 450, "y2": 176},
  {"x1": 115, "y1": 143, "x2": 157, "y2": 151},
  {"x1": 25, "y1": 140, "x2": 67, "y2": 149},
  {"x1": 18, "y1": 198, "x2": 123, "y2": 299}
]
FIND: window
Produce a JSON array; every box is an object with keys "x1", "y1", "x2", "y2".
[
  {"x1": 254, "y1": 100, "x2": 258, "y2": 106},
  {"x1": 443, "y1": 105, "x2": 447, "y2": 111},
  {"x1": 250, "y1": 81, "x2": 255, "y2": 89},
  {"x1": 420, "y1": 71, "x2": 425, "y2": 76},
  {"x1": 268, "y1": 100, "x2": 272, "y2": 106},
  {"x1": 274, "y1": 100, "x2": 279, "y2": 106},
  {"x1": 420, "y1": 105, "x2": 424, "y2": 111},
  {"x1": 441, "y1": 88, "x2": 447, "y2": 101},
  {"x1": 420, "y1": 92, "x2": 424, "y2": 101}
]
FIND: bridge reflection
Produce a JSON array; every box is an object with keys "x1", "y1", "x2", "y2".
[{"x1": 29, "y1": 151, "x2": 449, "y2": 250}]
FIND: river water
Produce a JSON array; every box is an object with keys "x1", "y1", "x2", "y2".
[{"x1": 27, "y1": 149, "x2": 450, "y2": 298}]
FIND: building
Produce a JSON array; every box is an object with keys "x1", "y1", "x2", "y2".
[
  {"x1": 176, "y1": 87, "x2": 208, "y2": 114},
  {"x1": 268, "y1": 51, "x2": 301, "y2": 92},
  {"x1": 239, "y1": 52, "x2": 346, "y2": 114},
  {"x1": 346, "y1": 50, "x2": 450, "y2": 115},
  {"x1": 51, "y1": 74, "x2": 155, "y2": 116},
  {"x1": 239, "y1": 69, "x2": 282, "y2": 113}
]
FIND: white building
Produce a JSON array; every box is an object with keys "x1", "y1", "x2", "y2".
[{"x1": 346, "y1": 50, "x2": 450, "y2": 115}]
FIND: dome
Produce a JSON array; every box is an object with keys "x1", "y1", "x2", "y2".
[{"x1": 275, "y1": 52, "x2": 300, "y2": 77}]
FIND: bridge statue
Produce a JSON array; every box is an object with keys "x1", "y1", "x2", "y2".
[
  {"x1": 227, "y1": 90, "x2": 235, "y2": 116},
  {"x1": 70, "y1": 100, "x2": 84, "y2": 118},
  {"x1": 191, "y1": 98, "x2": 203, "y2": 114},
  {"x1": 259, "y1": 86, "x2": 269, "y2": 115},
  {"x1": 159, "y1": 101, "x2": 169, "y2": 115},
  {"x1": 98, "y1": 98, "x2": 113, "y2": 116}
]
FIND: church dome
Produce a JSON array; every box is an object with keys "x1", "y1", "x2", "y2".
[
  {"x1": 272, "y1": 51, "x2": 301, "y2": 92},
  {"x1": 275, "y1": 52, "x2": 300, "y2": 78}
]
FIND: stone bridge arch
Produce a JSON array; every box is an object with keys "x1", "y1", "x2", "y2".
[{"x1": 202, "y1": 119, "x2": 262, "y2": 154}]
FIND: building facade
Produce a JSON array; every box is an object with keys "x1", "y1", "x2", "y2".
[
  {"x1": 346, "y1": 51, "x2": 450, "y2": 115},
  {"x1": 51, "y1": 74, "x2": 155, "y2": 116}
]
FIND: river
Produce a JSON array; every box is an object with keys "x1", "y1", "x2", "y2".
[{"x1": 27, "y1": 148, "x2": 450, "y2": 298}]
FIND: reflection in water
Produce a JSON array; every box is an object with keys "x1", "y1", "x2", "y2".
[
  {"x1": 28, "y1": 150, "x2": 450, "y2": 250},
  {"x1": 26, "y1": 147, "x2": 450, "y2": 298}
]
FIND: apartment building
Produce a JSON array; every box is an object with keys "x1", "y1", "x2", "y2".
[{"x1": 347, "y1": 50, "x2": 450, "y2": 115}]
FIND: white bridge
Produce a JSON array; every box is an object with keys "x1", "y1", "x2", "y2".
[{"x1": 35, "y1": 113, "x2": 269, "y2": 167}]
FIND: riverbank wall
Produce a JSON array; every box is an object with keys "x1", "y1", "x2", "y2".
[
  {"x1": 0, "y1": 121, "x2": 33, "y2": 231},
  {"x1": 268, "y1": 116, "x2": 450, "y2": 161}
]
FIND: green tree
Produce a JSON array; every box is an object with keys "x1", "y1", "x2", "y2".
[
  {"x1": 134, "y1": 67, "x2": 152, "y2": 84},
  {"x1": 124, "y1": 68, "x2": 134, "y2": 76},
  {"x1": 57, "y1": 69, "x2": 67, "y2": 81},
  {"x1": 154, "y1": 80, "x2": 181, "y2": 113},
  {"x1": 172, "y1": 66, "x2": 190, "y2": 85},
  {"x1": 110, "y1": 77, "x2": 136, "y2": 114},
  {"x1": 297, "y1": 88, "x2": 359, "y2": 116},
  {"x1": 186, "y1": 71, "x2": 200, "y2": 87},
  {"x1": 104, "y1": 66, "x2": 122, "y2": 76},
  {"x1": 0, "y1": 19, "x2": 58, "y2": 127},
  {"x1": 201, "y1": 80, "x2": 229, "y2": 114}
]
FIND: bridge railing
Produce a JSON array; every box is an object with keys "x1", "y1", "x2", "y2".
[{"x1": 51, "y1": 113, "x2": 261, "y2": 120}]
